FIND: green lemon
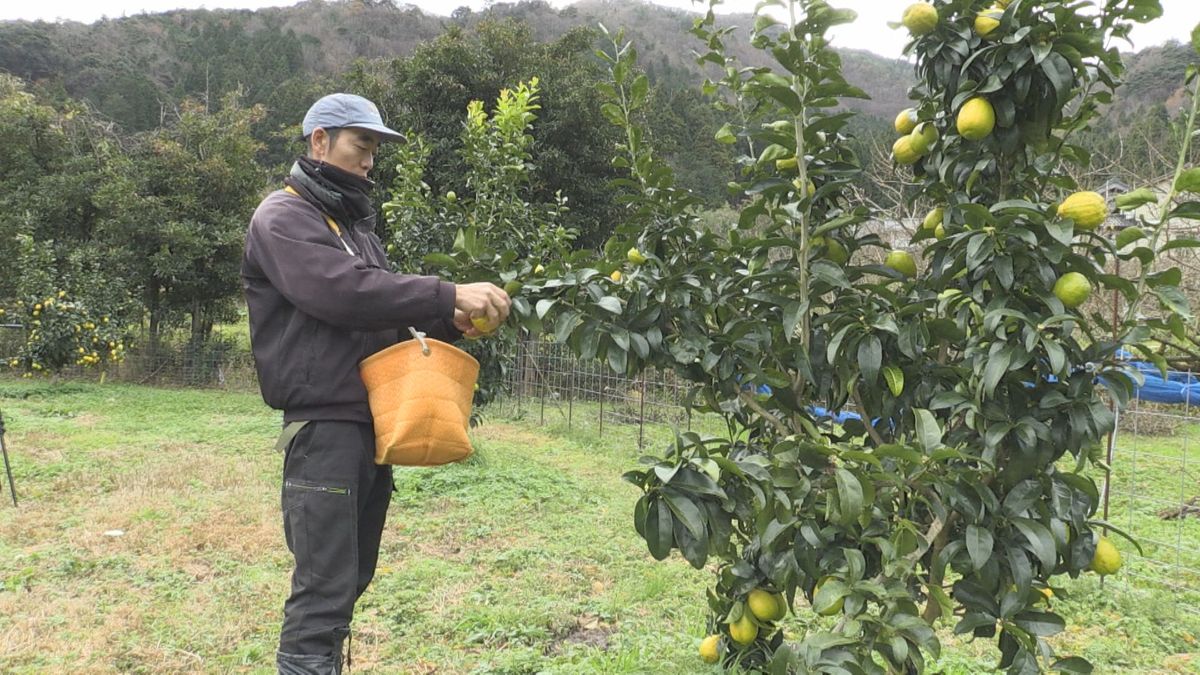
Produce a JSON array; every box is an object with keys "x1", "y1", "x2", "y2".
[{"x1": 1053, "y1": 272, "x2": 1091, "y2": 309}]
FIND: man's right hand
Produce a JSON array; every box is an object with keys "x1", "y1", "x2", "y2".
[{"x1": 454, "y1": 282, "x2": 511, "y2": 334}]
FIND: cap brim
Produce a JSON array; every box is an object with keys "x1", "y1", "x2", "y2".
[{"x1": 345, "y1": 123, "x2": 406, "y2": 142}]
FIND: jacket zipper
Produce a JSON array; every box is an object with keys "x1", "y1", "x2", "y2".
[{"x1": 285, "y1": 480, "x2": 350, "y2": 496}]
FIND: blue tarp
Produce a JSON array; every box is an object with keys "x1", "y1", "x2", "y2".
[
  {"x1": 1122, "y1": 360, "x2": 1200, "y2": 405},
  {"x1": 747, "y1": 357, "x2": 1200, "y2": 423}
]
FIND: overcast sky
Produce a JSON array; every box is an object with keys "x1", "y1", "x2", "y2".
[{"x1": 4, "y1": 0, "x2": 1198, "y2": 60}]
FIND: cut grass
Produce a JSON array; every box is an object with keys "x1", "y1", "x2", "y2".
[{"x1": 0, "y1": 378, "x2": 1195, "y2": 673}]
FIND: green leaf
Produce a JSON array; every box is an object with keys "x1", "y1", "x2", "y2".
[
  {"x1": 834, "y1": 468, "x2": 864, "y2": 523},
  {"x1": 715, "y1": 122, "x2": 736, "y2": 145},
  {"x1": 813, "y1": 578, "x2": 849, "y2": 615},
  {"x1": 662, "y1": 489, "x2": 706, "y2": 540},
  {"x1": 1114, "y1": 188, "x2": 1157, "y2": 210},
  {"x1": 858, "y1": 335, "x2": 882, "y2": 384},
  {"x1": 914, "y1": 409, "x2": 944, "y2": 450},
  {"x1": 644, "y1": 498, "x2": 673, "y2": 560},
  {"x1": 883, "y1": 366, "x2": 904, "y2": 397},
  {"x1": 1012, "y1": 517, "x2": 1057, "y2": 570},
  {"x1": 422, "y1": 252, "x2": 457, "y2": 268},
  {"x1": 966, "y1": 524, "x2": 994, "y2": 571},
  {"x1": 1013, "y1": 610, "x2": 1065, "y2": 637},
  {"x1": 1176, "y1": 168, "x2": 1200, "y2": 193},
  {"x1": 1051, "y1": 656, "x2": 1094, "y2": 674},
  {"x1": 596, "y1": 296, "x2": 623, "y2": 315}
]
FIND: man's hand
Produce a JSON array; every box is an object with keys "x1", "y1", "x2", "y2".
[{"x1": 454, "y1": 282, "x2": 511, "y2": 336}]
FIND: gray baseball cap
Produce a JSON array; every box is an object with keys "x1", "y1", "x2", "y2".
[{"x1": 302, "y1": 93, "x2": 405, "y2": 142}]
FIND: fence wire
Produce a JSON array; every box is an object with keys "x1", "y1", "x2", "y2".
[
  {"x1": 3, "y1": 331, "x2": 1197, "y2": 612},
  {"x1": 503, "y1": 339, "x2": 1200, "y2": 615}
]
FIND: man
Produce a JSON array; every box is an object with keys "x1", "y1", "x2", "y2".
[{"x1": 241, "y1": 93, "x2": 510, "y2": 674}]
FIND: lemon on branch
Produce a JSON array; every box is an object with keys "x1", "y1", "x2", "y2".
[
  {"x1": 957, "y1": 97, "x2": 996, "y2": 141},
  {"x1": 885, "y1": 250, "x2": 917, "y2": 278},
  {"x1": 1090, "y1": 537, "x2": 1122, "y2": 576},
  {"x1": 894, "y1": 108, "x2": 918, "y2": 134},
  {"x1": 901, "y1": 3, "x2": 938, "y2": 36},
  {"x1": 1058, "y1": 191, "x2": 1108, "y2": 230},
  {"x1": 1053, "y1": 272, "x2": 1091, "y2": 309}
]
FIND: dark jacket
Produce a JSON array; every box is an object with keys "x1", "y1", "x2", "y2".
[{"x1": 242, "y1": 188, "x2": 460, "y2": 423}]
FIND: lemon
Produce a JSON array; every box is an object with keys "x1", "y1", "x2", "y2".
[
  {"x1": 974, "y1": 5, "x2": 1003, "y2": 39},
  {"x1": 909, "y1": 122, "x2": 939, "y2": 154},
  {"x1": 503, "y1": 280, "x2": 523, "y2": 296},
  {"x1": 728, "y1": 614, "x2": 758, "y2": 646},
  {"x1": 1115, "y1": 226, "x2": 1146, "y2": 249},
  {"x1": 885, "y1": 250, "x2": 917, "y2": 278},
  {"x1": 610, "y1": 270, "x2": 622, "y2": 283},
  {"x1": 793, "y1": 177, "x2": 816, "y2": 197},
  {"x1": 1039, "y1": 587, "x2": 1054, "y2": 602},
  {"x1": 534, "y1": 263, "x2": 545, "y2": 274},
  {"x1": 934, "y1": 223, "x2": 946, "y2": 240},
  {"x1": 957, "y1": 97, "x2": 996, "y2": 141},
  {"x1": 922, "y1": 206, "x2": 944, "y2": 232},
  {"x1": 813, "y1": 236, "x2": 849, "y2": 265},
  {"x1": 814, "y1": 576, "x2": 845, "y2": 616},
  {"x1": 775, "y1": 156, "x2": 799, "y2": 172},
  {"x1": 901, "y1": 3, "x2": 938, "y2": 36},
  {"x1": 699, "y1": 635, "x2": 721, "y2": 663},
  {"x1": 747, "y1": 588, "x2": 786, "y2": 621},
  {"x1": 1058, "y1": 191, "x2": 1108, "y2": 230},
  {"x1": 1090, "y1": 537, "x2": 1122, "y2": 576},
  {"x1": 1053, "y1": 272, "x2": 1091, "y2": 309},
  {"x1": 627, "y1": 247, "x2": 647, "y2": 264},
  {"x1": 445, "y1": 190, "x2": 457, "y2": 203},
  {"x1": 471, "y1": 316, "x2": 499, "y2": 334},
  {"x1": 894, "y1": 108, "x2": 918, "y2": 135},
  {"x1": 893, "y1": 136, "x2": 922, "y2": 165}
]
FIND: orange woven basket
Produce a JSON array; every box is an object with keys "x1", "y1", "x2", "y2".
[{"x1": 358, "y1": 332, "x2": 480, "y2": 466}]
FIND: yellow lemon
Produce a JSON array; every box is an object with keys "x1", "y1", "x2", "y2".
[
  {"x1": 471, "y1": 316, "x2": 499, "y2": 334},
  {"x1": 885, "y1": 250, "x2": 918, "y2": 278},
  {"x1": 1090, "y1": 537, "x2": 1122, "y2": 576},
  {"x1": 974, "y1": 6, "x2": 1003, "y2": 39},
  {"x1": 699, "y1": 635, "x2": 721, "y2": 663},
  {"x1": 775, "y1": 156, "x2": 799, "y2": 172},
  {"x1": 1053, "y1": 272, "x2": 1091, "y2": 309},
  {"x1": 901, "y1": 3, "x2": 939, "y2": 36},
  {"x1": 957, "y1": 97, "x2": 996, "y2": 141},
  {"x1": 894, "y1": 108, "x2": 918, "y2": 135},
  {"x1": 1058, "y1": 191, "x2": 1108, "y2": 230},
  {"x1": 534, "y1": 263, "x2": 545, "y2": 274},
  {"x1": 728, "y1": 614, "x2": 758, "y2": 646},
  {"x1": 793, "y1": 177, "x2": 817, "y2": 197},
  {"x1": 893, "y1": 136, "x2": 922, "y2": 165},
  {"x1": 627, "y1": 247, "x2": 647, "y2": 264},
  {"x1": 922, "y1": 206, "x2": 944, "y2": 231},
  {"x1": 747, "y1": 588, "x2": 786, "y2": 622},
  {"x1": 610, "y1": 270, "x2": 622, "y2": 283}
]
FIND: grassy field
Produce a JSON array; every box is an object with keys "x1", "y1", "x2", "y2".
[{"x1": 0, "y1": 379, "x2": 1196, "y2": 674}]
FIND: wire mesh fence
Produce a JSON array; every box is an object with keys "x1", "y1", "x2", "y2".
[
  {"x1": 3, "y1": 328, "x2": 1197, "y2": 611},
  {"x1": 501, "y1": 339, "x2": 1200, "y2": 615}
]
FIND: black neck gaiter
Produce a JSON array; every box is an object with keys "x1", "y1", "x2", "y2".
[{"x1": 285, "y1": 156, "x2": 376, "y2": 227}]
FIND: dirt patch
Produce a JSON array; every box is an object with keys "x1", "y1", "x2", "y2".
[{"x1": 544, "y1": 613, "x2": 616, "y2": 655}]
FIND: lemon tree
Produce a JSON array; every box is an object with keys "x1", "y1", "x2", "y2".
[
  {"x1": 384, "y1": 79, "x2": 576, "y2": 411},
  {"x1": 450, "y1": 1, "x2": 1196, "y2": 672}
]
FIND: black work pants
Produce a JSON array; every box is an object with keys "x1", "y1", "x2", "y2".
[{"x1": 278, "y1": 420, "x2": 392, "y2": 659}]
